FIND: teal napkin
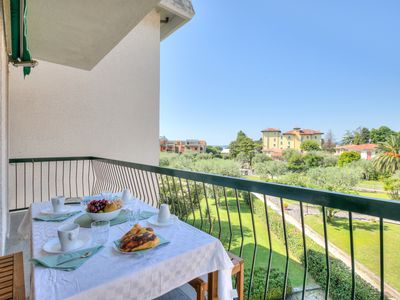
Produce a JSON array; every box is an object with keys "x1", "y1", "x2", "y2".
[
  {"x1": 34, "y1": 211, "x2": 81, "y2": 222},
  {"x1": 31, "y1": 245, "x2": 103, "y2": 271},
  {"x1": 74, "y1": 209, "x2": 129, "y2": 228},
  {"x1": 139, "y1": 211, "x2": 157, "y2": 220},
  {"x1": 114, "y1": 234, "x2": 169, "y2": 254}
]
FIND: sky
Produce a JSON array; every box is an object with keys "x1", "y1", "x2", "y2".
[{"x1": 160, "y1": 0, "x2": 400, "y2": 146}]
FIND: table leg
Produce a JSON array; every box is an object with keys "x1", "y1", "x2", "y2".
[{"x1": 208, "y1": 271, "x2": 218, "y2": 300}]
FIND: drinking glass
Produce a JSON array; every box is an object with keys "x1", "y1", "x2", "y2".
[
  {"x1": 101, "y1": 192, "x2": 113, "y2": 201},
  {"x1": 91, "y1": 220, "x2": 110, "y2": 245},
  {"x1": 80, "y1": 198, "x2": 90, "y2": 212},
  {"x1": 128, "y1": 207, "x2": 141, "y2": 227}
]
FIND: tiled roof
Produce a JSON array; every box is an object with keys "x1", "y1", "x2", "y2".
[
  {"x1": 261, "y1": 128, "x2": 281, "y2": 132},
  {"x1": 283, "y1": 129, "x2": 323, "y2": 135},
  {"x1": 336, "y1": 144, "x2": 378, "y2": 151}
]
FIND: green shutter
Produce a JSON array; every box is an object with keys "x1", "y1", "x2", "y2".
[{"x1": 10, "y1": 0, "x2": 32, "y2": 76}]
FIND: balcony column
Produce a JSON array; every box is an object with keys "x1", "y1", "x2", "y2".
[{"x1": 0, "y1": 5, "x2": 9, "y2": 255}]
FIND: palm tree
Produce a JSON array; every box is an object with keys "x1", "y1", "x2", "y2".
[{"x1": 373, "y1": 134, "x2": 400, "y2": 173}]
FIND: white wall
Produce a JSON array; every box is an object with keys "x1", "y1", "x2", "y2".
[
  {"x1": 9, "y1": 10, "x2": 160, "y2": 166},
  {"x1": 0, "y1": 5, "x2": 9, "y2": 254}
]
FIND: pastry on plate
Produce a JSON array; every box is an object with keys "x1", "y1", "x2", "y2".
[{"x1": 119, "y1": 224, "x2": 160, "y2": 252}]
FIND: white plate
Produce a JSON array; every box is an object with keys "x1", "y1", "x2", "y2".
[
  {"x1": 147, "y1": 215, "x2": 178, "y2": 227},
  {"x1": 42, "y1": 233, "x2": 92, "y2": 254},
  {"x1": 40, "y1": 206, "x2": 73, "y2": 216}
]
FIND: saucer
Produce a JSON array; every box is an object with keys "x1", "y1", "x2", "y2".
[
  {"x1": 42, "y1": 233, "x2": 92, "y2": 254},
  {"x1": 147, "y1": 215, "x2": 178, "y2": 227},
  {"x1": 40, "y1": 206, "x2": 72, "y2": 216}
]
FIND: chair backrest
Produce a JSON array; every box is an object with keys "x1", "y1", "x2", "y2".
[{"x1": 0, "y1": 252, "x2": 25, "y2": 300}]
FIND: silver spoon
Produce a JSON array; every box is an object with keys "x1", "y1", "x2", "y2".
[{"x1": 56, "y1": 251, "x2": 92, "y2": 266}]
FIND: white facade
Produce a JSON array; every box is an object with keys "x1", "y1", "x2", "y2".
[
  {"x1": 10, "y1": 11, "x2": 160, "y2": 165},
  {"x1": 0, "y1": 6, "x2": 9, "y2": 254}
]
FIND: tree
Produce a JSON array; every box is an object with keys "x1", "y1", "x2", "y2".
[
  {"x1": 287, "y1": 153, "x2": 306, "y2": 172},
  {"x1": 307, "y1": 166, "x2": 363, "y2": 221},
  {"x1": 338, "y1": 151, "x2": 361, "y2": 167},
  {"x1": 252, "y1": 153, "x2": 272, "y2": 165},
  {"x1": 206, "y1": 146, "x2": 222, "y2": 158},
  {"x1": 341, "y1": 130, "x2": 355, "y2": 145},
  {"x1": 235, "y1": 152, "x2": 251, "y2": 168},
  {"x1": 300, "y1": 140, "x2": 321, "y2": 151},
  {"x1": 370, "y1": 126, "x2": 395, "y2": 144},
  {"x1": 192, "y1": 158, "x2": 241, "y2": 177},
  {"x1": 373, "y1": 134, "x2": 400, "y2": 174},
  {"x1": 353, "y1": 127, "x2": 370, "y2": 145},
  {"x1": 282, "y1": 149, "x2": 300, "y2": 162},
  {"x1": 322, "y1": 130, "x2": 336, "y2": 152},
  {"x1": 228, "y1": 131, "x2": 256, "y2": 164},
  {"x1": 304, "y1": 153, "x2": 324, "y2": 168},
  {"x1": 254, "y1": 138, "x2": 263, "y2": 153},
  {"x1": 348, "y1": 159, "x2": 382, "y2": 180},
  {"x1": 253, "y1": 161, "x2": 288, "y2": 179}
]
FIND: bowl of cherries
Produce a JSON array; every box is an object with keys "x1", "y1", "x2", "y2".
[{"x1": 86, "y1": 199, "x2": 122, "y2": 221}]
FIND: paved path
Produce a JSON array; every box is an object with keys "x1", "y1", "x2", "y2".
[{"x1": 252, "y1": 193, "x2": 400, "y2": 300}]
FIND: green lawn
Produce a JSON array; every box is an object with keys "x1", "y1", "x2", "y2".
[
  {"x1": 358, "y1": 191, "x2": 390, "y2": 200},
  {"x1": 305, "y1": 214, "x2": 400, "y2": 291},
  {"x1": 357, "y1": 180, "x2": 384, "y2": 191},
  {"x1": 186, "y1": 196, "x2": 307, "y2": 288}
]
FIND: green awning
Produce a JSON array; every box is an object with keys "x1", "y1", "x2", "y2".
[{"x1": 10, "y1": 0, "x2": 32, "y2": 76}]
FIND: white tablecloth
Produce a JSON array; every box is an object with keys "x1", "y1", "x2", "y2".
[{"x1": 22, "y1": 199, "x2": 234, "y2": 300}]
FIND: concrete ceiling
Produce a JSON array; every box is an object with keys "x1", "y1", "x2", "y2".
[{"x1": 27, "y1": 0, "x2": 160, "y2": 70}]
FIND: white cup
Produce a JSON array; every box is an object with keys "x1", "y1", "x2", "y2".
[
  {"x1": 57, "y1": 223, "x2": 80, "y2": 252},
  {"x1": 51, "y1": 196, "x2": 65, "y2": 213},
  {"x1": 122, "y1": 189, "x2": 131, "y2": 203},
  {"x1": 158, "y1": 204, "x2": 171, "y2": 224}
]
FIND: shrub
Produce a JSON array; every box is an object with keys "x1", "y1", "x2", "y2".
[
  {"x1": 244, "y1": 268, "x2": 292, "y2": 300},
  {"x1": 307, "y1": 249, "x2": 386, "y2": 300},
  {"x1": 383, "y1": 177, "x2": 400, "y2": 200},
  {"x1": 338, "y1": 151, "x2": 361, "y2": 167}
]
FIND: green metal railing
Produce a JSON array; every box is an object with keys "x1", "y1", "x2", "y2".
[{"x1": 9, "y1": 156, "x2": 400, "y2": 299}]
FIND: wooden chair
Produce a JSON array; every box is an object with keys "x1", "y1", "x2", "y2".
[
  {"x1": 0, "y1": 252, "x2": 25, "y2": 300},
  {"x1": 189, "y1": 252, "x2": 244, "y2": 300}
]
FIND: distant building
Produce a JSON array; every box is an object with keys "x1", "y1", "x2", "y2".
[
  {"x1": 261, "y1": 127, "x2": 323, "y2": 154},
  {"x1": 335, "y1": 144, "x2": 378, "y2": 160},
  {"x1": 221, "y1": 148, "x2": 230, "y2": 155},
  {"x1": 160, "y1": 137, "x2": 206, "y2": 154}
]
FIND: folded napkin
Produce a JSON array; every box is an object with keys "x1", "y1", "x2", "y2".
[
  {"x1": 74, "y1": 209, "x2": 129, "y2": 228},
  {"x1": 31, "y1": 245, "x2": 103, "y2": 271},
  {"x1": 139, "y1": 211, "x2": 157, "y2": 220},
  {"x1": 34, "y1": 210, "x2": 81, "y2": 222}
]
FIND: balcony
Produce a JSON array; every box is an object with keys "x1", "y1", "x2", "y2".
[{"x1": 7, "y1": 156, "x2": 400, "y2": 299}]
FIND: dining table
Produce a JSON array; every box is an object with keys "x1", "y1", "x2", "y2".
[{"x1": 19, "y1": 196, "x2": 234, "y2": 300}]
